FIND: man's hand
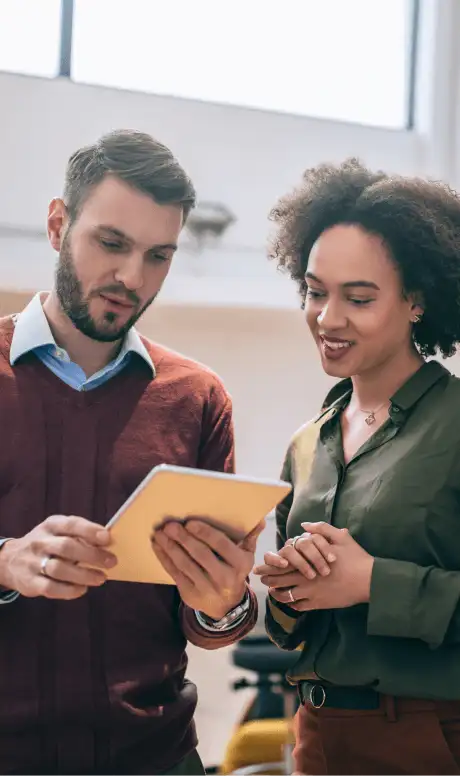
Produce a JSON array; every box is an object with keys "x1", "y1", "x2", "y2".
[
  {"x1": 0, "y1": 515, "x2": 117, "y2": 600},
  {"x1": 257, "y1": 522, "x2": 374, "y2": 611},
  {"x1": 152, "y1": 518, "x2": 265, "y2": 620}
]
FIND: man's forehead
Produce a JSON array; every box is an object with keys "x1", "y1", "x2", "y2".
[{"x1": 76, "y1": 178, "x2": 183, "y2": 244}]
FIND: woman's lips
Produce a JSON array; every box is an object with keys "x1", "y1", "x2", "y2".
[{"x1": 320, "y1": 335, "x2": 354, "y2": 360}]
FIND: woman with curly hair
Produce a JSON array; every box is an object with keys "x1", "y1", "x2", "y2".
[{"x1": 254, "y1": 159, "x2": 460, "y2": 774}]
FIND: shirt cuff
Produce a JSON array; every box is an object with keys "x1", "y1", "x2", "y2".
[{"x1": 0, "y1": 590, "x2": 19, "y2": 604}]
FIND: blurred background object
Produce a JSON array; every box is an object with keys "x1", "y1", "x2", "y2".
[{"x1": 1, "y1": 0, "x2": 460, "y2": 770}]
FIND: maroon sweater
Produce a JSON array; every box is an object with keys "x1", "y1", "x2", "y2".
[{"x1": 0, "y1": 318, "x2": 257, "y2": 775}]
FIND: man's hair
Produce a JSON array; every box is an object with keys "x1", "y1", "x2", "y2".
[
  {"x1": 63, "y1": 129, "x2": 196, "y2": 222},
  {"x1": 268, "y1": 157, "x2": 460, "y2": 358}
]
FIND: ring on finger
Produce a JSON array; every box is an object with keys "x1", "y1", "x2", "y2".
[
  {"x1": 40, "y1": 555, "x2": 52, "y2": 578},
  {"x1": 291, "y1": 535, "x2": 302, "y2": 550},
  {"x1": 288, "y1": 588, "x2": 296, "y2": 603}
]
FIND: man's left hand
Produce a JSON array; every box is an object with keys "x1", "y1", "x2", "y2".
[{"x1": 152, "y1": 519, "x2": 265, "y2": 620}]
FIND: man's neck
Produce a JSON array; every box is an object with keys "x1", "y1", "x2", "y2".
[{"x1": 42, "y1": 291, "x2": 122, "y2": 378}]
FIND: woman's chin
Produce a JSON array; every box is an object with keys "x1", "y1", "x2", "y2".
[{"x1": 319, "y1": 352, "x2": 355, "y2": 379}]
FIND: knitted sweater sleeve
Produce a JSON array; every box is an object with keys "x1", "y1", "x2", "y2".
[{"x1": 179, "y1": 382, "x2": 258, "y2": 648}]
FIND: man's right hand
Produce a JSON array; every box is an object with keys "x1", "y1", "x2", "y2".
[{"x1": 0, "y1": 515, "x2": 117, "y2": 600}]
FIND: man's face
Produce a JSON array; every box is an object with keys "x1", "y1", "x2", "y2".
[{"x1": 48, "y1": 175, "x2": 183, "y2": 342}]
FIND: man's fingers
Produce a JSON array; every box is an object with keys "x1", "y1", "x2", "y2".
[
  {"x1": 41, "y1": 557, "x2": 107, "y2": 588},
  {"x1": 47, "y1": 536, "x2": 117, "y2": 569},
  {"x1": 153, "y1": 532, "x2": 210, "y2": 591},
  {"x1": 34, "y1": 576, "x2": 88, "y2": 601},
  {"x1": 151, "y1": 540, "x2": 196, "y2": 594},
  {"x1": 182, "y1": 520, "x2": 241, "y2": 566},
  {"x1": 300, "y1": 522, "x2": 348, "y2": 543},
  {"x1": 240, "y1": 519, "x2": 266, "y2": 551},
  {"x1": 45, "y1": 515, "x2": 111, "y2": 546},
  {"x1": 159, "y1": 522, "x2": 225, "y2": 580}
]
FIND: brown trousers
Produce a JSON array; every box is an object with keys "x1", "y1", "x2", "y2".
[
  {"x1": 294, "y1": 696, "x2": 460, "y2": 775},
  {"x1": 164, "y1": 749, "x2": 205, "y2": 775}
]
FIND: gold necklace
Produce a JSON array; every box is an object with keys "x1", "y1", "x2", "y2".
[{"x1": 358, "y1": 401, "x2": 388, "y2": 426}]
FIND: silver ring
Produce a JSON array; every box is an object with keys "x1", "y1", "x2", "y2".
[
  {"x1": 40, "y1": 556, "x2": 51, "y2": 578},
  {"x1": 288, "y1": 588, "x2": 295, "y2": 603},
  {"x1": 292, "y1": 535, "x2": 302, "y2": 550}
]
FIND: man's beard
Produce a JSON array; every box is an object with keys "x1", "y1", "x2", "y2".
[{"x1": 55, "y1": 233, "x2": 155, "y2": 342}]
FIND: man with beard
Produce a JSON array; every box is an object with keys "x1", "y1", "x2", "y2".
[{"x1": 0, "y1": 130, "x2": 261, "y2": 775}]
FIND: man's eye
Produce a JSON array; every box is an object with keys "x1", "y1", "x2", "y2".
[{"x1": 100, "y1": 239, "x2": 122, "y2": 251}]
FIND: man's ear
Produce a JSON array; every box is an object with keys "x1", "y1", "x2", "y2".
[{"x1": 47, "y1": 198, "x2": 69, "y2": 252}]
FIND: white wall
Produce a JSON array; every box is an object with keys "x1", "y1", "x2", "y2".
[
  {"x1": 141, "y1": 304, "x2": 335, "y2": 477},
  {"x1": 0, "y1": 68, "x2": 430, "y2": 308},
  {"x1": 1, "y1": 0, "x2": 460, "y2": 479}
]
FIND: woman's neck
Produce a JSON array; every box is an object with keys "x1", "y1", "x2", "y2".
[{"x1": 349, "y1": 348, "x2": 424, "y2": 412}]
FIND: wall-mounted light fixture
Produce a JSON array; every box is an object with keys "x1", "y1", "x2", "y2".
[{"x1": 185, "y1": 201, "x2": 236, "y2": 250}]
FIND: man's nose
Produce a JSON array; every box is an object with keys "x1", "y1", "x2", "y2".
[{"x1": 114, "y1": 253, "x2": 144, "y2": 292}]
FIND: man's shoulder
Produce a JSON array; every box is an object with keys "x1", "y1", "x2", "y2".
[{"x1": 140, "y1": 336, "x2": 231, "y2": 405}]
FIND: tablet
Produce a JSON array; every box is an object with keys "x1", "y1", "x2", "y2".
[{"x1": 103, "y1": 464, "x2": 291, "y2": 585}]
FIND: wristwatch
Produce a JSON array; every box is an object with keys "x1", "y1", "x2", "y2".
[{"x1": 195, "y1": 590, "x2": 250, "y2": 632}]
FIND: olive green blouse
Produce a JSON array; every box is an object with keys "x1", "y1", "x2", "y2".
[{"x1": 266, "y1": 360, "x2": 460, "y2": 699}]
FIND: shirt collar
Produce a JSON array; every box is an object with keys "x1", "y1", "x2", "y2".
[
  {"x1": 319, "y1": 360, "x2": 450, "y2": 421},
  {"x1": 10, "y1": 292, "x2": 155, "y2": 375}
]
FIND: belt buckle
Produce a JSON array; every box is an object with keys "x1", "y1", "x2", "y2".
[{"x1": 300, "y1": 682, "x2": 326, "y2": 709}]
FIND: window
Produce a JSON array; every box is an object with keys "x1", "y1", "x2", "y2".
[
  {"x1": 0, "y1": 0, "x2": 62, "y2": 78},
  {"x1": 71, "y1": 0, "x2": 416, "y2": 129}
]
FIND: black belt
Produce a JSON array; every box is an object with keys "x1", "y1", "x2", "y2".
[{"x1": 298, "y1": 680, "x2": 380, "y2": 710}]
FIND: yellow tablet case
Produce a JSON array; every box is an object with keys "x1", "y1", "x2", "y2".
[{"x1": 104, "y1": 465, "x2": 291, "y2": 585}]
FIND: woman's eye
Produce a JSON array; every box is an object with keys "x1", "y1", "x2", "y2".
[
  {"x1": 306, "y1": 288, "x2": 325, "y2": 299},
  {"x1": 349, "y1": 298, "x2": 373, "y2": 306}
]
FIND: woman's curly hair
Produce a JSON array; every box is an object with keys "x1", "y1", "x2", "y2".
[{"x1": 268, "y1": 158, "x2": 460, "y2": 358}]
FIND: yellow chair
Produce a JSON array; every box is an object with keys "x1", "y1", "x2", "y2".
[{"x1": 220, "y1": 718, "x2": 292, "y2": 775}]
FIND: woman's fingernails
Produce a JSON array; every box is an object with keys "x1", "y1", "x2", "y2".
[{"x1": 328, "y1": 554, "x2": 337, "y2": 562}]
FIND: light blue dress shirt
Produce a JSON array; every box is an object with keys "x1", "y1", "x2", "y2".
[{"x1": 9, "y1": 292, "x2": 155, "y2": 387}]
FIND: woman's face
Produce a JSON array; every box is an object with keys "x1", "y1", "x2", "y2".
[{"x1": 305, "y1": 224, "x2": 422, "y2": 379}]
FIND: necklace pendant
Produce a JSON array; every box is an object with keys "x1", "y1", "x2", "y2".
[{"x1": 365, "y1": 413, "x2": 376, "y2": 426}]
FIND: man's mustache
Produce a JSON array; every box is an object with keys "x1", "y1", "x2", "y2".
[{"x1": 94, "y1": 285, "x2": 141, "y2": 306}]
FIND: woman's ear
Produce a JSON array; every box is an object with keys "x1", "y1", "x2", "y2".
[{"x1": 409, "y1": 293, "x2": 424, "y2": 323}]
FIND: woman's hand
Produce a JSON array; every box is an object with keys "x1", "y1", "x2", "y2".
[
  {"x1": 253, "y1": 527, "x2": 336, "y2": 581},
  {"x1": 255, "y1": 522, "x2": 375, "y2": 611}
]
